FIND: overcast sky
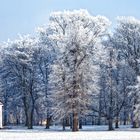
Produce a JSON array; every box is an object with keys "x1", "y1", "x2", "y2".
[{"x1": 0, "y1": 0, "x2": 140, "y2": 42}]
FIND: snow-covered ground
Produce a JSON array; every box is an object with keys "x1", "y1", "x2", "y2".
[{"x1": 0, "y1": 125, "x2": 140, "y2": 140}]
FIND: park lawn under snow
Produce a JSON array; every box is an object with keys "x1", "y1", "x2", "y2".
[{"x1": 0, "y1": 125, "x2": 140, "y2": 140}]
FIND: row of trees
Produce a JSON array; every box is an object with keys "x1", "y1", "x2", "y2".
[{"x1": 0, "y1": 10, "x2": 140, "y2": 131}]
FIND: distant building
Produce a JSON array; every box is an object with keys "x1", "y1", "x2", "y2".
[{"x1": 0, "y1": 102, "x2": 3, "y2": 128}]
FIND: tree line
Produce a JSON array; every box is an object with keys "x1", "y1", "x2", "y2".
[{"x1": 0, "y1": 10, "x2": 140, "y2": 131}]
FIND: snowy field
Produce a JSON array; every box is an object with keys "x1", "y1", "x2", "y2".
[{"x1": 0, "y1": 125, "x2": 140, "y2": 140}]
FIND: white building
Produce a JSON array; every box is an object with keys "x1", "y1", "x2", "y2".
[{"x1": 0, "y1": 102, "x2": 3, "y2": 128}]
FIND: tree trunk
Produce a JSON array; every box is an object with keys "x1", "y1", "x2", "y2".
[
  {"x1": 70, "y1": 115, "x2": 73, "y2": 129},
  {"x1": 79, "y1": 118, "x2": 82, "y2": 129},
  {"x1": 72, "y1": 112, "x2": 78, "y2": 131},
  {"x1": 108, "y1": 118, "x2": 114, "y2": 131},
  {"x1": 3, "y1": 110, "x2": 8, "y2": 126},
  {"x1": 27, "y1": 114, "x2": 33, "y2": 129},
  {"x1": 98, "y1": 91, "x2": 102, "y2": 125},
  {"x1": 115, "y1": 113, "x2": 119, "y2": 128},
  {"x1": 97, "y1": 115, "x2": 101, "y2": 125},
  {"x1": 3, "y1": 97, "x2": 8, "y2": 126},
  {"x1": 123, "y1": 118, "x2": 127, "y2": 125},
  {"x1": 27, "y1": 107, "x2": 34, "y2": 129},
  {"x1": 23, "y1": 97, "x2": 28, "y2": 127},
  {"x1": 123, "y1": 110, "x2": 127, "y2": 125},
  {"x1": 46, "y1": 117, "x2": 51, "y2": 129},
  {"x1": 132, "y1": 121, "x2": 139, "y2": 128},
  {"x1": 62, "y1": 118, "x2": 65, "y2": 131},
  {"x1": 123, "y1": 111, "x2": 127, "y2": 125},
  {"x1": 92, "y1": 116, "x2": 94, "y2": 125},
  {"x1": 65, "y1": 117, "x2": 70, "y2": 126},
  {"x1": 25, "y1": 115, "x2": 28, "y2": 126},
  {"x1": 108, "y1": 49, "x2": 114, "y2": 131},
  {"x1": 115, "y1": 118, "x2": 119, "y2": 128},
  {"x1": 84, "y1": 118, "x2": 87, "y2": 125},
  {"x1": 132, "y1": 106, "x2": 139, "y2": 128},
  {"x1": 16, "y1": 118, "x2": 19, "y2": 125}
]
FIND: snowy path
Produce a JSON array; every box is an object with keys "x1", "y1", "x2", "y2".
[{"x1": 0, "y1": 125, "x2": 140, "y2": 140}]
